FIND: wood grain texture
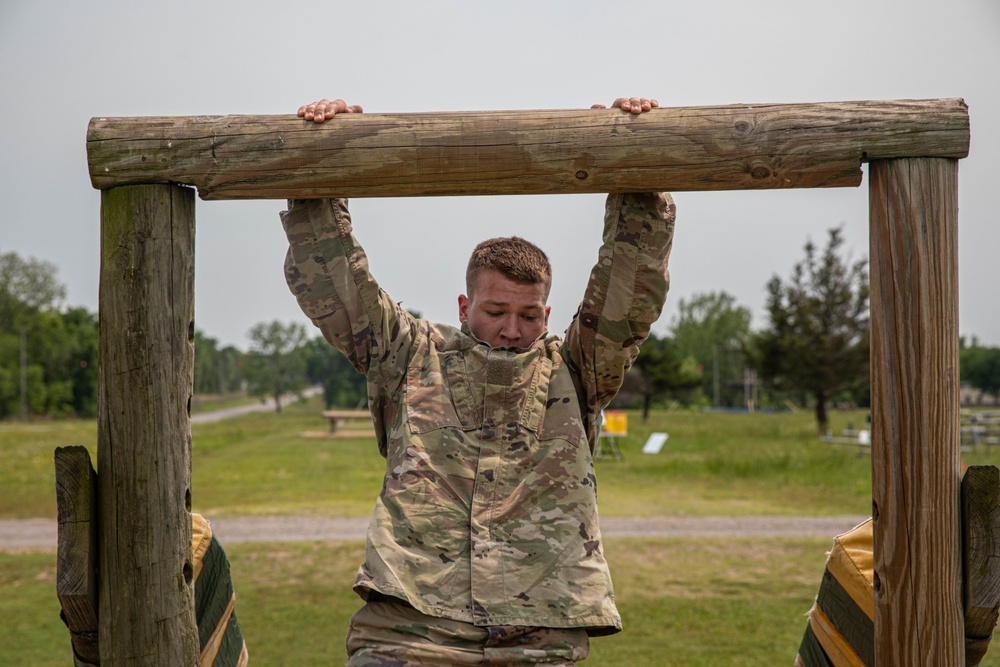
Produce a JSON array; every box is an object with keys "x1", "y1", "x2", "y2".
[
  {"x1": 97, "y1": 184, "x2": 199, "y2": 666},
  {"x1": 54, "y1": 445, "x2": 100, "y2": 666},
  {"x1": 87, "y1": 99, "x2": 969, "y2": 200},
  {"x1": 963, "y1": 465, "x2": 1000, "y2": 666},
  {"x1": 869, "y1": 158, "x2": 963, "y2": 665}
]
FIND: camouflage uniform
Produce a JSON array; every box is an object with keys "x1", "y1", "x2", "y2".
[
  {"x1": 346, "y1": 593, "x2": 590, "y2": 666},
  {"x1": 282, "y1": 193, "x2": 675, "y2": 660}
]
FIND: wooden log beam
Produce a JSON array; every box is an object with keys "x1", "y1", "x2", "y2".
[
  {"x1": 963, "y1": 465, "x2": 1000, "y2": 667},
  {"x1": 869, "y1": 158, "x2": 963, "y2": 665},
  {"x1": 87, "y1": 98, "x2": 969, "y2": 200},
  {"x1": 98, "y1": 184, "x2": 199, "y2": 666}
]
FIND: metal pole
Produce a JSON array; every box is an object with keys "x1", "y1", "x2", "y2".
[{"x1": 19, "y1": 328, "x2": 27, "y2": 420}]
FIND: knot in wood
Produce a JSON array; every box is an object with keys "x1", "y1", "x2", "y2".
[
  {"x1": 750, "y1": 165, "x2": 771, "y2": 180},
  {"x1": 734, "y1": 119, "x2": 753, "y2": 135},
  {"x1": 575, "y1": 170, "x2": 589, "y2": 180}
]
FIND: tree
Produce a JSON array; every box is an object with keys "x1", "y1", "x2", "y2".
[
  {"x1": 0, "y1": 251, "x2": 65, "y2": 331},
  {"x1": 244, "y1": 320, "x2": 309, "y2": 413},
  {"x1": 620, "y1": 333, "x2": 702, "y2": 420},
  {"x1": 754, "y1": 227, "x2": 869, "y2": 433},
  {"x1": 0, "y1": 251, "x2": 98, "y2": 419},
  {"x1": 961, "y1": 338, "x2": 1000, "y2": 400},
  {"x1": 61, "y1": 308, "x2": 99, "y2": 417},
  {"x1": 669, "y1": 291, "x2": 752, "y2": 406},
  {"x1": 303, "y1": 337, "x2": 367, "y2": 409},
  {"x1": 194, "y1": 330, "x2": 244, "y2": 395}
]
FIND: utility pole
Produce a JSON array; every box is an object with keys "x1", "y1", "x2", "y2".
[
  {"x1": 20, "y1": 328, "x2": 27, "y2": 420},
  {"x1": 712, "y1": 344, "x2": 720, "y2": 407}
]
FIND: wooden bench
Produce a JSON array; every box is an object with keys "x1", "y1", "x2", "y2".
[
  {"x1": 300, "y1": 410, "x2": 376, "y2": 439},
  {"x1": 823, "y1": 429, "x2": 872, "y2": 456}
]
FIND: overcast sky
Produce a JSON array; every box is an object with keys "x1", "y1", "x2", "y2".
[{"x1": 1, "y1": 0, "x2": 997, "y2": 349}]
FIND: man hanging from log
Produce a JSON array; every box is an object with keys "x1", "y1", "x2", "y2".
[{"x1": 282, "y1": 96, "x2": 675, "y2": 666}]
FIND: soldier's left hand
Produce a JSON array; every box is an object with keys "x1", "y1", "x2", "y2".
[
  {"x1": 591, "y1": 97, "x2": 659, "y2": 114},
  {"x1": 298, "y1": 98, "x2": 364, "y2": 123}
]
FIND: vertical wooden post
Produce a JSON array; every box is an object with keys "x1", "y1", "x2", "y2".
[
  {"x1": 869, "y1": 158, "x2": 963, "y2": 664},
  {"x1": 98, "y1": 184, "x2": 199, "y2": 666}
]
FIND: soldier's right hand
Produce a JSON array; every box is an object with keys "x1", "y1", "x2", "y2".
[{"x1": 298, "y1": 99, "x2": 364, "y2": 123}]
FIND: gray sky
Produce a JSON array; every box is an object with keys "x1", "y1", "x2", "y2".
[{"x1": 2, "y1": 0, "x2": 997, "y2": 349}]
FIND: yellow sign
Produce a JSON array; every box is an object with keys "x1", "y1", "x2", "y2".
[{"x1": 603, "y1": 410, "x2": 628, "y2": 436}]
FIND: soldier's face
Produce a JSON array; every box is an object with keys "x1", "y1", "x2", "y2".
[{"x1": 458, "y1": 270, "x2": 550, "y2": 349}]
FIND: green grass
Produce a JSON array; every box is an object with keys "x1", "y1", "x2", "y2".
[
  {"x1": 3, "y1": 400, "x2": 997, "y2": 519},
  {"x1": 7, "y1": 538, "x2": 999, "y2": 667},
  {"x1": 189, "y1": 399, "x2": 386, "y2": 517},
  {"x1": 0, "y1": 550, "x2": 72, "y2": 666},
  {"x1": 594, "y1": 408, "x2": 876, "y2": 517},
  {"x1": 2, "y1": 404, "x2": 998, "y2": 665},
  {"x1": 0, "y1": 419, "x2": 97, "y2": 518}
]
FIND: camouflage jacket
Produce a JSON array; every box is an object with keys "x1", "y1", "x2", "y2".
[{"x1": 281, "y1": 193, "x2": 675, "y2": 635}]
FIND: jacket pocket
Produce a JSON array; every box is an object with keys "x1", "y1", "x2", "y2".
[
  {"x1": 533, "y1": 355, "x2": 588, "y2": 447},
  {"x1": 406, "y1": 350, "x2": 478, "y2": 434}
]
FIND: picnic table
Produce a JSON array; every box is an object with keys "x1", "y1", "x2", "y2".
[
  {"x1": 299, "y1": 409, "x2": 376, "y2": 439},
  {"x1": 822, "y1": 428, "x2": 872, "y2": 455},
  {"x1": 320, "y1": 410, "x2": 375, "y2": 437}
]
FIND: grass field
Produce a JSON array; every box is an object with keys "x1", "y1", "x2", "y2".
[
  {"x1": 6, "y1": 536, "x2": 999, "y2": 666},
  {"x1": 0, "y1": 398, "x2": 895, "y2": 519},
  {"x1": 4, "y1": 397, "x2": 996, "y2": 520},
  {"x1": 2, "y1": 400, "x2": 998, "y2": 665},
  {"x1": 0, "y1": 537, "x2": 855, "y2": 666}
]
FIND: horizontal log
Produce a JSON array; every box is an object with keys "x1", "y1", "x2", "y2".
[{"x1": 87, "y1": 98, "x2": 969, "y2": 200}]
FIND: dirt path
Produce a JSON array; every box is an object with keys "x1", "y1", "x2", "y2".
[
  {"x1": 191, "y1": 386, "x2": 322, "y2": 424},
  {"x1": 0, "y1": 515, "x2": 869, "y2": 550}
]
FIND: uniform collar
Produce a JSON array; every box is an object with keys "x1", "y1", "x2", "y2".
[{"x1": 459, "y1": 321, "x2": 547, "y2": 353}]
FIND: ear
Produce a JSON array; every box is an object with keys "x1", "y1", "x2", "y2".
[
  {"x1": 458, "y1": 294, "x2": 469, "y2": 322},
  {"x1": 543, "y1": 305, "x2": 551, "y2": 328}
]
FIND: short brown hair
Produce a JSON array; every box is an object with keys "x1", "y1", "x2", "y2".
[{"x1": 466, "y1": 236, "x2": 552, "y2": 298}]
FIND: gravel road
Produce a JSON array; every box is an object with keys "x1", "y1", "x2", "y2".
[{"x1": 0, "y1": 515, "x2": 869, "y2": 550}]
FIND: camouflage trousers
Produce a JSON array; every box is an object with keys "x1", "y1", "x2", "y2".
[{"x1": 346, "y1": 594, "x2": 591, "y2": 666}]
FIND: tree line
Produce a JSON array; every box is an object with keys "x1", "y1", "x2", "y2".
[
  {"x1": 4, "y1": 232, "x2": 1000, "y2": 430},
  {"x1": 0, "y1": 250, "x2": 368, "y2": 420}
]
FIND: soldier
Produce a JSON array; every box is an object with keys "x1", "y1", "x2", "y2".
[{"x1": 283, "y1": 97, "x2": 675, "y2": 666}]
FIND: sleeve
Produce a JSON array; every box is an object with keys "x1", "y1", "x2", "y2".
[
  {"x1": 281, "y1": 198, "x2": 416, "y2": 397},
  {"x1": 562, "y1": 192, "x2": 676, "y2": 435}
]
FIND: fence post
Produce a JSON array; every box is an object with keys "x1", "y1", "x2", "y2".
[
  {"x1": 98, "y1": 184, "x2": 199, "y2": 666},
  {"x1": 869, "y1": 158, "x2": 963, "y2": 664}
]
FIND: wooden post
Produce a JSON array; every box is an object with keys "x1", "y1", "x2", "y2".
[
  {"x1": 83, "y1": 100, "x2": 973, "y2": 663},
  {"x1": 98, "y1": 184, "x2": 199, "y2": 666},
  {"x1": 55, "y1": 446, "x2": 100, "y2": 667},
  {"x1": 962, "y1": 465, "x2": 1000, "y2": 666},
  {"x1": 869, "y1": 158, "x2": 963, "y2": 665}
]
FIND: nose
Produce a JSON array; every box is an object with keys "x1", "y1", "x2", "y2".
[{"x1": 499, "y1": 315, "x2": 520, "y2": 342}]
